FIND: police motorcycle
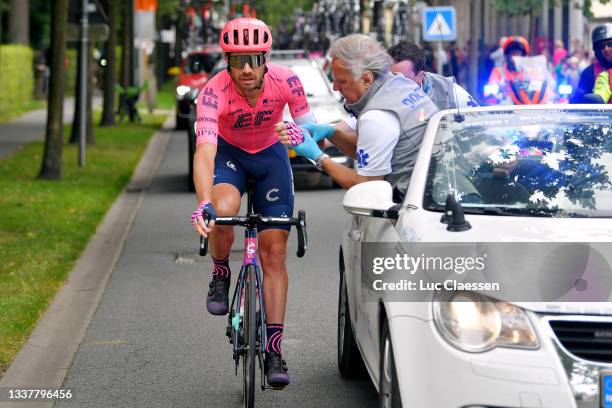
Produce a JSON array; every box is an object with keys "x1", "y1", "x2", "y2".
[{"x1": 484, "y1": 55, "x2": 565, "y2": 105}]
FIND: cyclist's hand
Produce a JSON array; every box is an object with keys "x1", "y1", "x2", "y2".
[
  {"x1": 191, "y1": 200, "x2": 217, "y2": 237},
  {"x1": 275, "y1": 121, "x2": 304, "y2": 146},
  {"x1": 292, "y1": 128, "x2": 323, "y2": 161},
  {"x1": 301, "y1": 123, "x2": 335, "y2": 142}
]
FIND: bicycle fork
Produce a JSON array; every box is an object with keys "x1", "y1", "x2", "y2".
[{"x1": 226, "y1": 229, "x2": 267, "y2": 382}]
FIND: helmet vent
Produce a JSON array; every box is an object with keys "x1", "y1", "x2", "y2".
[
  {"x1": 243, "y1": 29, "x2": 249, "y2": 45},
  {"x1": 254, "y1": 30, "x2": 259, "y2": 45},
  {"x1": 233, "y1": 30, "x2": 239, "y2": 45},
  {"x1": 223, "y1": 32, "x2": 229, "y2": 45},
  {"x1": 263, "y1": 32, "x2": 269, "y2": 43}
]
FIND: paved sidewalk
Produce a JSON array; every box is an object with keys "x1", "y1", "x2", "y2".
[{"x1": 0, "y1": 96, "x2": 102, "y2": 160}]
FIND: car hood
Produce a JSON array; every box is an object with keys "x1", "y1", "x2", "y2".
[
  {"x1": 395, "y1": 209, "x2": 612, "y2": 306},
  {"x1": 400, "y1": 208, "x2": 612, "y2": 242}
]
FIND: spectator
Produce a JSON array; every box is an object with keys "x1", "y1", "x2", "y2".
[{"x1": 553, "y1": 40, "x2": 568, "y2": 66}]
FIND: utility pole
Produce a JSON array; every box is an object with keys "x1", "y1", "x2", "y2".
[{"x1": 79, "y1": 0, "x2": 89, "y2": 167}]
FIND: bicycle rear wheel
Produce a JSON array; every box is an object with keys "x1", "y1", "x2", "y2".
[{"x1": 242, "y1": 265, "x2": 257, "y2": 408}]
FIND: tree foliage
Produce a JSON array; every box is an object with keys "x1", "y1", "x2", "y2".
[
  {"x1": 258, "y1": 0, "x2": 316, "y2": 29},
  {"x1": 492, "y1": 0, "x2": 611, "y2": 19}
]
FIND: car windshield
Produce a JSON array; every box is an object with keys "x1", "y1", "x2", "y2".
[
  {"x1": 423, "y1": 109, "x2": 612, "y2": 217},
  {"x1": 287, "y1": 65, "x2": 331, "y2": 97},
  {"x1": 184, "y1": 53, "x2": 220, "y2": 74}
]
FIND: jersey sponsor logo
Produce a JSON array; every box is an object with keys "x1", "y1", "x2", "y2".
[
  {"x1": 201, "y1": 87, "x2": 218, "y2": 109},
  {"x1": 294, "y1": 104, "x2": 308, "y2": 113},
  {"x1": 254, "y1": 110, "x2": 273, "y2": 126},
  {"x1": 265, "y1": 188, "x2": 280, "y2": 202},
  {"x1": 197, "y1": 117, "x2": 217, "y2": 123},
  {"x1": 233, "y1": 113, "x2": 252, "y2": 129},
  {"x1": 226, "y1": 161, "x2": 237, "y2": 172},
  {"x1": 357, "y1": 149, "x2": 370, "y2": 168},
  {"x1": 287, "y1": 75, "x2": 301, "y2": 88},
  {"x1": 196, "y1": 129, "x2": 217, "y2": 138},
  {"x1": 291, "y1": 87, "x2": 305, "y2": 97},
  {"x1": 401, "y1": 88, "x2": 427, "y2": 108}
]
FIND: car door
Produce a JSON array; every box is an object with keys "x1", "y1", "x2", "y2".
[{"x1": 353, "y1": 214, "x2": 402, "y2": 375}]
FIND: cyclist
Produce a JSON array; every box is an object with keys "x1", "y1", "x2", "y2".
[
  {"x1": 387, "y1": 41, "x2": 479, "y2": 110},
  {"x1": 571, "y1": 23, "x2": 612, "y2": 103},
  {"x1": 191, "y1": 17, "x2": 315, "y2": 388}
]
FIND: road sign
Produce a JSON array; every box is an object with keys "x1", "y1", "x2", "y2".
[
  {"x1": 67, "y1": 23, "x2": 109, "y2": 42},
  {"x1": 422, "y1": 6, "x2": 456, "y2": 42}
]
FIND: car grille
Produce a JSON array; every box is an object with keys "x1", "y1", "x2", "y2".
[{"x1": 549, "y1": 320, "x2": 612, "y2": 363}]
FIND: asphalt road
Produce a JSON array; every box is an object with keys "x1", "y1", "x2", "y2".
[{"x1": 56, "y1": 128, "x2": 378, "y2": 408}]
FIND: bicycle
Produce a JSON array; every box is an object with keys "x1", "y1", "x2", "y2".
[{"x1": 199, "y1": 179, "x2": 307, "y2": 408}]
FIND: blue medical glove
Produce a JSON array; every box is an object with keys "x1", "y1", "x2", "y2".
[
  {"x1": 301, "y1": 123, "x2": 335, "y2": 143},
  {"x1": 292, "y1": 129, "x2": 323, "y2": 162}
]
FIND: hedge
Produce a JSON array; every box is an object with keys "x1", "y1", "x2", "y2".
[{"x1": 0, "y1": 45, "x2": 34, "y2": 118}]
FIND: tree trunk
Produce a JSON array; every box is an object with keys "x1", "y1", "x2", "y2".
[
  {"x1": 100, "y1": 0, "x2": 117, "y2": 126},
  {"x1": 120, "y1": 0, "x2": 134, "y2": 89},
  {"x1": 69, "y1": 45, "x2": 94, "y2": 144},
  {"x1": 9, "y1": 0, "x2": 29, "y2": 45},
  {"x1": 39, "y1": 0, "x2": 68, "y2": 180},
  {"x1": 528, "y1": 9, "x2": 536, "y2": 54}
]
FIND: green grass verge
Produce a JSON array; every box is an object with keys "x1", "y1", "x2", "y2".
[
  {"x1": 138, "y1": 80, "x2": 176, "y2": 112},
  {"x1": 0, "y1": 99, "x2": 46, "y2": 126},
  {"x1": 0, "y1": 113, "x2": 167, "y2": 377},
  {"x1": 157, "y1": 80, "x2": 176, "y2": 111}
]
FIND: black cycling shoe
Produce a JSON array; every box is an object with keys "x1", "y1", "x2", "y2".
[
  {"x1": 265, "y1": 351, "x2": 290, "y2": 387},
  {"x1": 206, "y1": 276, "x2": 230, "y2": 315}
]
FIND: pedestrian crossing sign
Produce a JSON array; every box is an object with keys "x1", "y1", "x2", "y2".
[{"x1": 423, "y1": 7, "x2": 456, "y2": 41}]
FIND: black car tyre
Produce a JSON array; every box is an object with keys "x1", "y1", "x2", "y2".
[
  {"x1": 338, "y1": 264, "x2": 368, "y2": 379},
  {"x1": 176, "y1": 111, "x2": 188, "y2": 130},
  {"x1": 379, "y1": 319, "x2": 402, "y2": 408}
]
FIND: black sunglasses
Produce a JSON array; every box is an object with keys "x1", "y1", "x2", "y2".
[
  {"x1": 228, "y1": 54, "x2": 266, "y2": 69},
  {"x1": 597, "y1": 40, "x2": 612, "y2": 50}
]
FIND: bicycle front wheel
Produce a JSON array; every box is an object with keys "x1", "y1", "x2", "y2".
[{"x1": 242, "y1": 264, "x2": 257, "y2": 408}]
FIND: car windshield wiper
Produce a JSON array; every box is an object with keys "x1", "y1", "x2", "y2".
[{"x1": 463, "y1": 206, "x2": 592, "y2": 218}]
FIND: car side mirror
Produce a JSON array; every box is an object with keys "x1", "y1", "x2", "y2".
[
  {"x1": 167, "y1": 66, "x2": 180, "y2": 77},
  {"x1": 343, "y1": 181, "x2": 400, "y2": 220}
]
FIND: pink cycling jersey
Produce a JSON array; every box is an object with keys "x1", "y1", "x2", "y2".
[{"x1": 195, "y1": 63, "x2": 312, "y2": 154}]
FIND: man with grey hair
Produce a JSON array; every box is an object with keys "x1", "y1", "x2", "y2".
[{"x1": 275, "y1": 34, "x2": 438, "y2": 201}]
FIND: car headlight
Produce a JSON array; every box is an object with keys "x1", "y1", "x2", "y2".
[
  {"x1": 433, "y1": 291, "x2": 538, "y2": 352},
  {"x1": 176, "y1": 85, "x2": 191, "y2": 97}
]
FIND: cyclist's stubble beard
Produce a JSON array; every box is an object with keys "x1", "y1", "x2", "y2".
[{"x1": 231, "y1": 65, "x2": 266, "y2": 97}]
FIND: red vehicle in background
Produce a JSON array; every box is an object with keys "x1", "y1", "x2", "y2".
[{"x1": 175, "y1": 45, "x2": 222, "y2": 129}]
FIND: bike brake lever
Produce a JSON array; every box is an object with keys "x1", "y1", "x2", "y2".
[{"x1": 199, "y1": 214, "x2": 211, "y2": 257}]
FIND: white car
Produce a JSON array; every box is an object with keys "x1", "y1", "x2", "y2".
[{"x1": 338, "y1": 105, "x2": 612, "y2": 408}]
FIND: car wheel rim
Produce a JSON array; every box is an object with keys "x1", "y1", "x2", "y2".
[{"x1": 381, "y1": 336, "x2": 393, "y2": 408}]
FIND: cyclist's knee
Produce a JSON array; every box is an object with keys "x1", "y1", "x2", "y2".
[
  {"x1": 212, "y1": 184, "x2": 241, "y2": 216},
  {"x1": 259, "y1": 231, "x2": 289, "y2": 265}
]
